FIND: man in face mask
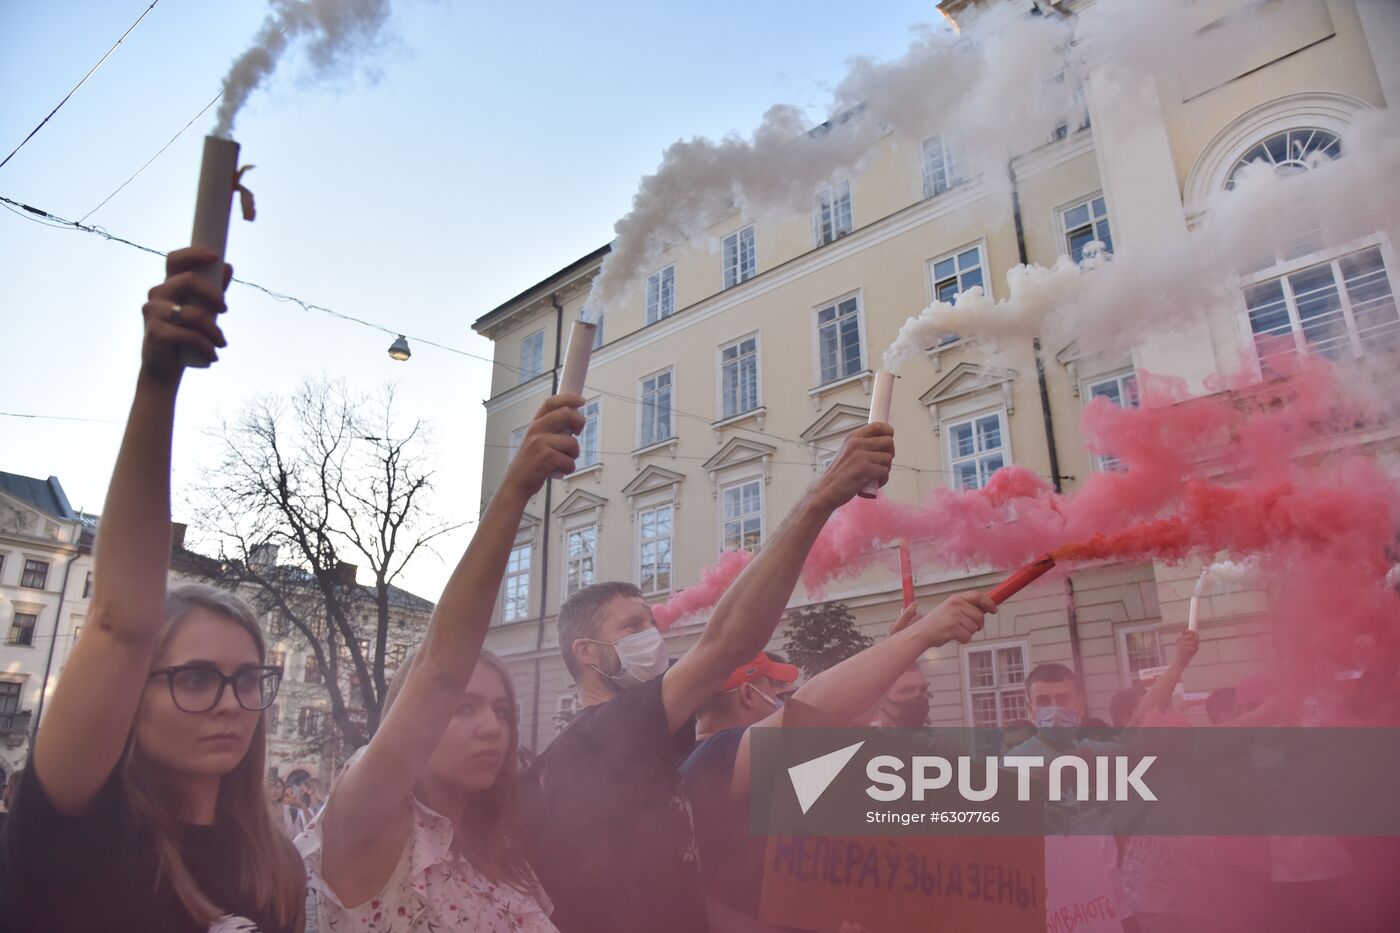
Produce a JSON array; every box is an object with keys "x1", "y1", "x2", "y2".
[
  {"x1": 520, "y1": 425, "x2": 898, "y2": 933},
  {"x1": 679, "y1": 595, "x2": 994, "y2": 931},
  {"x1": 874, "y1": 664, "x2": 931, "y2": 728}
]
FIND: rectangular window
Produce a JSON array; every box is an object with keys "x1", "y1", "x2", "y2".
[
  {"x1": 580, "y1": 400, "x2": 600, "y2": 467},
  {"x1": 815, "y1": 296, "x2": 864, "y2": 385},
  {"x1": 1085, "y1": 372, "x2": 1140, "y2": 471},
  {"x1": 965, "y1": 643, "x2": 1029, "y2": 727},
  {"x1": 639, "y1": 369, "x2": 673, "y2": 447},
  {"x1": 556, "y1": 693, "x2": 580, "y2": 735},
  {"x1": 298, "y1": 707, "x2": 324, "y2": 738},
  {"x1": 1244, "y1": 244, "x2": 1399, "y2": 369},
  {"x1": 303, "y1": 654, "x2": 322, "y2": 684},
  {"x1": 566, "y1": 526, "x2": 597, "y2": 597},
  {"x1": 0, "y1": 682, "x2": 21, "y2": 731},
  {"x1": 947, "y1": 412, "x2": 1007, "y2": 492},
  {"x1": 267, "y1": 649, "x2": 286, "y2": 672},
  {"x1": 592, "y1": 314, "x2": 605, "y2": 348},
  {"x1": 81, "y1": 571, "x2": 92, "y2": 599},
  {"x1": 921, "y1": 134, "x2": 961, "y2": 199},
  {"x1": 519, "y1": 329, "x2": 545, "y2": 383},
  {"x1": 1061, "y1": 195, "x2": 1113, "y2": 263},
  {"x1": 927, "y1": 243, "x2": 985, "y2": 346},
  {"x1": 267, "y1": 703, "x2": 281, "y2": 735},
  {"x1": 1120, "y1": 626, "x2": 1167, "y2": 684},
  {"x1": 646, "y1": 265, "x2": 676, "y2": 324},
  {"x1": 638, "y1": 504, "x2": 673, "y2": 596},
  {"x1": 6, "y1": 613, "x2": 36, "y2": 647},
  {"x1": 814, "y1": 179, "x2": 854, "y2": 245},
  {"x1": 20, "y1": 559, "x2": 49, "y2": 590},
  {"x1": 721, "y1": 480, "x2": 763, "y2": 552},
  {"x1": 503, "y1": 544, "x2": 532, "y2": 623},
  {"x1": 722, "y1": 225, "x2": 757, "y2": 289},
  {"x1": 388, "y1": 643, "x2": 408, "y2": 668},
  {"x1": 929, "y1": 244, "x2": 985, "y2": 304},
  {"x1": 720, "y1": 335, "x2": 760, "y2": 419}
]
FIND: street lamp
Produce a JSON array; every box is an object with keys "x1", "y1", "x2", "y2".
[{"x1": 387, "y1": 335, "x2": 411, "y2": 361}]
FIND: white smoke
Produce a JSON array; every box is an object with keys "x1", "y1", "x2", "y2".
[
  {"x1": 882, "y1": 107, "x2": 1400, "y2": 370},
  {"x1": 585, "y1": 2, "x2": 1083, "y2": 317},
  {"x1": 213, "y1": 0, "x2": 393, "y2": 139}
]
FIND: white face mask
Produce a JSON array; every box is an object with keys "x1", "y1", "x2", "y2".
[{"x1": 588, "y1": 628, "x2": 669, "y2": 689}]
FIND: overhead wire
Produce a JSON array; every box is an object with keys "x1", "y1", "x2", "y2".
[
  {"x1": 0, "y1": 0, "x2": 162, "y2": 171},
  {"x1": 0, "y1": 193, "x2": 1063, "y2": 485}
]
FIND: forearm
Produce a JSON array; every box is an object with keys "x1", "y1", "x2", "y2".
[
  {"x1": 792, "y1": 628, "x2": 928, "y2": 722},
  {"x1": 700, "y1": 491, "x2": 831, "y2": 666},
  {"x1": 1125, "y1": 663, "x2": 1185, "y2": 728},
  {"x1": 414, "y1": 481, "x2": 530, "y2": 686},
  {"x1": 89, "y1": 372, "x2": 181, "y2": 643}
]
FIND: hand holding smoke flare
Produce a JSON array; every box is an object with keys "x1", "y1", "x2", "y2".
[{"x1": 1188, "y1": 560, "x2": 1258, "y2": 632}]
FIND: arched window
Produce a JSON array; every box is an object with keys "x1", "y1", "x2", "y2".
[{"x1": 1224, "y1": 128, "x2": 1341, "y2": 189}]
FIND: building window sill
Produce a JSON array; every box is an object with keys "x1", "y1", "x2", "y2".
[
  {"x1": 711, "y1": 406, "x2": 766, "y2": 440},
  {"x1": 808, "y1": 370, "x2": 874, "y2": 407}
]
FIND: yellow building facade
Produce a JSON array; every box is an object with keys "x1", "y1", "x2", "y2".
[{"x1": 473, "y1": 0, "x2": 1400, "y2": 751}]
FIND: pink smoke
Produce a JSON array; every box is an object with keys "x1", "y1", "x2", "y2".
[
  {"x1": 652, "y1": 549, "x2": 754, "y2": 629},
  {"x1": 664, "y1": 354, "x2": 1400, "y2": 675}
]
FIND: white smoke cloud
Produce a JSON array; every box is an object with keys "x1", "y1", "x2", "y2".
[
  {"x1": 586, "y1": 2, "x2": 1083, "y2": 317},
  {"x1": 882, "y1": 107, "x2": 1400, "y2": 370},
  {"x1": 213, "y1": 0, "x2": 393, "y2": 139}
]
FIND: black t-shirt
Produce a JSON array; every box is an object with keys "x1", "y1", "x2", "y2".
[
  {"x1": 680, "y1": 726, "x2": 766, "y2": 918},
  {"x1": 1, "y1": 764, "x2": 293, "y2": 933},
  {"x1": 521, "y1": 672, "x2": 706, "y2": 933}
]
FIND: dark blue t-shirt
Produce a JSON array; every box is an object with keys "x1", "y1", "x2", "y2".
[{"x1": 680, "y1": 726, "x2": 769, "y2": 917}]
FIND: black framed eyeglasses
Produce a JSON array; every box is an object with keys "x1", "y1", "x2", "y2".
[{"x1": 148, "y1": 664, "x2": 283, "y2": 713}]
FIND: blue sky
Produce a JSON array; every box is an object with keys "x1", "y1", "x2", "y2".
[{"x1": 0, "y1": 0, "x2": 943, "y2": 598}]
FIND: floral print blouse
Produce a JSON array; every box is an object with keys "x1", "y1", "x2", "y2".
[{"x1": 296, "y1": 766, "x2": 556, "y2": 933}]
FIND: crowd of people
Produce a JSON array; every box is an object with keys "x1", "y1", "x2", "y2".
[{"x1": 0, "y1": 250, "x2": 1396, "y2": 933}]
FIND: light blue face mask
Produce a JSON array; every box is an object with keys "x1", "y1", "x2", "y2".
[{"x1": 1033, "y1": 705, "x2": 1082, "y2": 744}]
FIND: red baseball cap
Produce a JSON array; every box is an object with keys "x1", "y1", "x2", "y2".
[{"x1": 723, "y1": 652, "x2": 800, "y2": 692}]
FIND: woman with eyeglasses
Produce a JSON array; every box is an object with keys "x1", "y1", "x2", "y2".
[
  {"x1": 296, "y1": 393, "x2": 583, "y2": 931},
  {"x1": 1, "y1": 248, "x2": 305, "y2": 932}
]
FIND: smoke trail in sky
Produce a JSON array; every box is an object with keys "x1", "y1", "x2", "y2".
[{"x1": 213, "y1": 0, "x2": 393, "y2": 138}]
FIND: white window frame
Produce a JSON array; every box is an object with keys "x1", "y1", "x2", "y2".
[
  {"x1": 722, "y1": 225, "x2": 757, "y2": 289},
  {"x1": 502, "y1": 542, "x2": 532, "y2": 624},
  {"x1": 943, "y1": 408, "x2": 1011, "y2": 492},
  {"x1": 814, "y1": 178, "x2": 854, "y2": 245},
  {"x1": 1234, "y1": 235, "x2": 1400, "y2": 374},
  {"x1": 719, "y1": 477, "x2": 764, "y2": 553},
  {"x1": 637, "y1": 502, "x2": 674, "y2": 596},
  {"x1": 926, "y1": 240, "x2": 988, "y2": 306},
  {"x1": 646, "y1": 265, "x2": 676, "y2": 324},
  {"x1": 563, "y1": 524, "x2": 598, "y2": 599},
  {"x1": 555, "y1": 692, "x2": 580, "y2": 735},
  {"x1": 638, "y1": 367, "x2": 674, "y2": 448},
  {"x1": 1058, "y1": 193, "x2": 1114, "y2": 263},
  {"x1": 1083, "y1": 370, "x2": 1139, "y2": 472},
  {"x1": 579, "y1": 398, "x2": 601, "y2": 468},
  {"x1": 962, "y1": 640, "x2": 1031, "y2": 728},
  {"x1": 812, "y1": 291, "x2": 867, "y2": 387},
  {"x1": 718, "y1": 332, "x2": 762, "y2": 420},
  {"x1": 1117, "y1": 624, "x2": 1168, "y2": 687},
  {"x1": 921, "y1": 133, "x2": 962, "y2": 199},
  {"x1": 519, "y1": 329, "x2": 545, "y2": 383}
]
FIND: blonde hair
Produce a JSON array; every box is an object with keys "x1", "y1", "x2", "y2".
[
  {"x1": 124, "y1": 582, "x2": 306, "y2": 929},
  {"x1": 383, "y1": 648, "x2": 535, "y2": 892}
]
